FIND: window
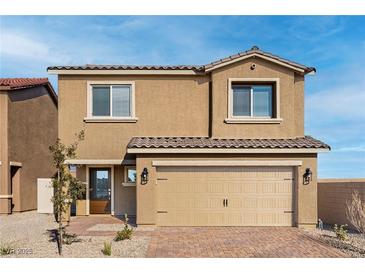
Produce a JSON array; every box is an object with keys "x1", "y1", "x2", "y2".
[
  {"x1": 123, "y1": 166, "x2": 136, "y2": 186},
  {"x1": 232, "y1": 84, "x2": 272, "y2": 118},
  {"x1": 92, "y1": 85, "x2": 132, "y2": 117},
  {"x1": 68, "y1": 164, "x2": 77, "y2": 172}
]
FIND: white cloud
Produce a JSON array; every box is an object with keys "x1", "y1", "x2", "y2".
[
  {"x1": 335, "y1": 146, "x2": 365, "y2": 152},
  {"x1": 0, "y1": 30, "x2": 70, "y2": 64},
  {"x1": 306, "y1": 80, "x2": 365, "y2": 121},
  {"x1": 287, "y1": 17, "x2": 346, "y2": 42}
]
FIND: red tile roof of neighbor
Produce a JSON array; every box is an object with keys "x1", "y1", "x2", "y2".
[
  {"x1": 0, "y1": 78, "x2": 49, "y2": 90},
  {"x1": 47, "y1": 46, "x2": 316, "y2": 74},
  {"x1": 127, "y1": 136, "x2": 330, "y2": 150},
  {"x1": 0, "y1": 78, "x2": 58, "y2": 105}
]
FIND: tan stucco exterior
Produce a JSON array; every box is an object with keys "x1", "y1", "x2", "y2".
[
  {"x1": 211, "y1": 58, "x2": 304, "y2": 138},
  {"x1": 56, "y1": 54, "x2": 321, "y2": 227},
  {"x1": 58, "y1": 74, "x2": 210, "y2": 159},
  {"x1": 0, "y1": 86, "x2": 58, "y2": 214}
]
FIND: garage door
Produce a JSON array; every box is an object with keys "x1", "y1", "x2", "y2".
[{"x1": 156, "y1": 166, "x2": 294, "y2": 226}]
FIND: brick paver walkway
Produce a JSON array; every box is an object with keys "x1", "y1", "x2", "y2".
[
  {"x1": 66, "y1": 217, "x2": 346, "y2": 258},
  {"x1": 146, "y1": 227, "x2": 347, "y2": 258}
]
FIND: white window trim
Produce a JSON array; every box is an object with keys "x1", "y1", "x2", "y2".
[
  {"x1": 85, "y1": 81, "x2": 137, "y2": 122},
  {"x1": 123, "y1": 166, "x2": 136, "y2": 187},
  {"x1": 226, "y1": 78, "x2": 281, "y2": 124},
  {"x1": 85, "y1": 165, "x2": 114, "y2": 215}
]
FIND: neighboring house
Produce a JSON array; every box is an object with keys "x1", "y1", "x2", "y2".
[
  {"x1": 0, "y1": 78, "x2": 58, "y2": 214},
  {"x1": 48, "y1": 46, "x2": 330, "y2": 228}
]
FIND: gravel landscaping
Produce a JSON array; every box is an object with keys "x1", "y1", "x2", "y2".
[
  {"x1": 304, "y1": 225, "x2": 365, "y2": 258},
  {"x1": 0, "y1": 211, "x2": 150, "y2": 258}
]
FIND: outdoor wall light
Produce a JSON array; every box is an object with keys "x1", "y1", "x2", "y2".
[
  {"x1": 141, "y1": 168, "x2": 149, "y2": 185},
  {"x1": 303, "y1": 168, "x2": 313, "y2": 185}
]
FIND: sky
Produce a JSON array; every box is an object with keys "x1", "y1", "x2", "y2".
[{"x1": 0, "y1": 16, "x2": 364, "y2": 178}]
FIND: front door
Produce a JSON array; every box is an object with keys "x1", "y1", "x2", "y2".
[{"x1": 89, "y1": 168, "x2": 111, "y2": 214}]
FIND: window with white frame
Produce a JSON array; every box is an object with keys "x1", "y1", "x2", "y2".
[
  {"x1": 231, "y1": 84, "x2": 274, "y2": 118},
  {"x1": 91, "y1": 84, "x2": 133, "y2": 118},
  {"x1": 124, "y1": 166, "x2": 136, "y2": 184}
]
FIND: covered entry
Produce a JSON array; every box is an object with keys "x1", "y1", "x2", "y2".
[{"x1": 155, "y1": 164, "x2": 296, "y2": 226}]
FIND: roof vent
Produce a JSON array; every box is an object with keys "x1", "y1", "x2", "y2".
[{"x1": 251, "y1": 45, "x2": 259, "y2": 50}]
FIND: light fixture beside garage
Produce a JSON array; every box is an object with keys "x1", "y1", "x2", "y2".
[
  {"x1": 141, "y1": 167, "x2": 149, "y2": 185},
  {"x1": 303, "y1": 168, "x2": 313, "y2": 185}
]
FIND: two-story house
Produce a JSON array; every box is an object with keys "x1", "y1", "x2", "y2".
[
  {"x1": 48, "y1": 46, "x2": 329, "y2": 228},
  {"x1": 0, "y1": 78, "x2": 58, "y2": 214}
]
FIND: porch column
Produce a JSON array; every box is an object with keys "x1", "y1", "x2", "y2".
[{"x1": 136, "y1": 155, "x2": 157, "y2": 226}]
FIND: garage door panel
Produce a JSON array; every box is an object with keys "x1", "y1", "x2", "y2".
[
  {"x1": 241, "y1": 198, "x2": 257, "y2": 209},
  {"x1": 262, "y1": 182, "x2": 276, "y2": 193},
  {"x1": 277, "y1": 181, "x2": 293, "y2": 193},
  {"x1": 193, "y1": 183, "x2": 209, "y2": 193},
  {"x1": 259, "y1": 198, "x2": 277, "y2": 209},
  {"x1": 156, "y1": 166, "x2": 294, "y2": 226},
  {"x1": 258, "y1": 213, "x2": 277, "y2": 225},
  {"x1": 277, "y1": 197, "x2": 292, "y2": 209}
]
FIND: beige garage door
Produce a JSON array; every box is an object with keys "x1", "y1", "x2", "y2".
[{"x1": 156, "y1": 166, "x2": 294, "y2": 226}]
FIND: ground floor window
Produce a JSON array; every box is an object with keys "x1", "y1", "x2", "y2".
[{"x1": 124, "y1": 166, "x2": 136, "y2": 184}]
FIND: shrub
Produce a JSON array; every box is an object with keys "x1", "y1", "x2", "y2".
[
  {"x1": 333, "y1": 224, "x2": 348, "y2": 241},
  {"x1": 346, "y1": 191, "x2": 365, "y2": 234},
  {"x1": 0, "y1": 244, "x2": 14, "y2": 256},
  {"x1": 63, "y1": 232, "x2": 81, "y2": 245},
  {"x1": 115, "y1": 213, "x2": 133, "y2": 241},
  {"x1": 115, "y1": 226, "x2": 133, "y2": 241},
  {"x1": 102, "y1": 242, "x2": 112, "y2": 256}
]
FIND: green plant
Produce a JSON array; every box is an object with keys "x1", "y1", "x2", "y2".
[
  {"x1": 49, "y1": 130, "x2": 85, "y2": 255},
  {"x1": 333, "y1": 224, "x2": 348, "y2": 241},
  {"x1": 102, "y1": 242, "x2": 112, "y2": 256},
  {"x1": 0, "y1": 244, "x2": 14, "y2": 256},
  {"x1": 63, "y1": 232, "x2": 81, "y2": 245},
  {"x1": 114, "y1": 213, "x2": 133, "y2": 241}
]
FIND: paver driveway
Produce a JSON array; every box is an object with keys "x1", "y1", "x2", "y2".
[{"x1": 146, "y1": 227, "x2": 346, "y2": 258}]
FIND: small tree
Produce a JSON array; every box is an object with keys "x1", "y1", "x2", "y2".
[
  {"x1": 49, "y1": 130, "x2": 85, "y2": 255},
  {"x1": 346, "y1": 190, "x2": 365, "y2": 234}
]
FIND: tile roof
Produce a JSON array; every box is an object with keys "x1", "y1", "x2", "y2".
[
  {"x1": 47, "y1": 46, "x2": 315, "y2": 74},
  {"x1": 204, "y1": 46, "x2": 315, "y2": 73},
  {"x1": 0, "y1": 78, "x2": 49, "y2": 90},
  {"x1": 127, "y1": 136, "x2": 330, "y2": 150},
  {"x1": 48, "y1": 65, "x2": 205, "y2": 72},
  {"x1": 0, "y1": 78, "x2": 58, "y2": 105}
]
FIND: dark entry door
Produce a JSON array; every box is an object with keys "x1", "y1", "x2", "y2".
[{"x1": 89, "y1": 168, "x2": 111, "y2": 214}]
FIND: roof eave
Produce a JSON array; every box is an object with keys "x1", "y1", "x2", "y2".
[
  {"x1": 47, "y1": 69, "x2": 204, "y2": 76},
  {"x1": 205, "y1": 52, "x2": 314, "y2": 75},
  {"x1": 127, "y1": 147, "x2": 330, "y2": 154}
]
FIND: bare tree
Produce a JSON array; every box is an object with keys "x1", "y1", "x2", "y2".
[
  {"x1": 49, "y1": 130, "x2": 85, "y2": 255},
  {"x1": 346, "y1": 190, "x2": 365, "y2": 234}
]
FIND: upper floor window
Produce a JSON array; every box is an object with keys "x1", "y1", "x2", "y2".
[
  {"x1": 86, "y1": 81, "x2": 137, "y2": 122},
  {"x1": 232, "y1": 84, "x2": 272, "y2": 118},
  {"x1": 226, "y1": 78, "x2": 282, "y2": 124},
  {"x1": 92, "y1": 85, "x2": 131, "y2": 117}
]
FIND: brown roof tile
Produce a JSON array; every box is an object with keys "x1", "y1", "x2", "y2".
[
  {"x1": 47, "y1": 46, "x2": 315, "y2": 74},
  {"x1": 0, "y1": 78, "x2": 58, "y2": 104},
  {"x1": 0, "y1": 78, "x2": 49, "y2": 90},
  {"x1": 47, "y1": 64, "x2": 205, "y2": 72},
  {"x1": 127, "y1": 136, "x2": 330, "y2": 150},
  {"x1": 204, "y1": 46, "x2": 315, "y2": 73}
]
